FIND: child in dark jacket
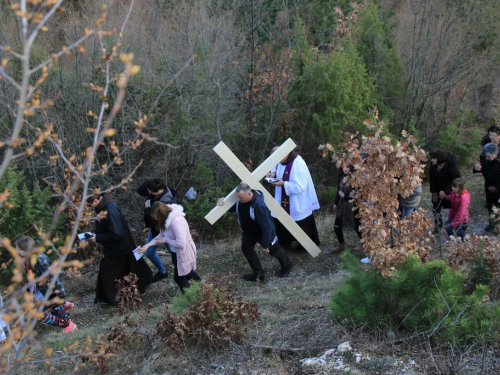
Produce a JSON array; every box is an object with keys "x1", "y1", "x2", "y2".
[
  {"x1": 15, "y1": 236, "x2": 77, "y2": 333},
  {"x1": 439, "y1": 178, "x2": 470, "y2": 241}
]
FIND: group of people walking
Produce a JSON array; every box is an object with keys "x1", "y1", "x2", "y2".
[
  {"x1": 430, "y1": 126, "x2": 500, "y2": 238},
  {"x1": 4, "y1": 131, "x2": 499, "y2": 340},
  {"x1": 1, "y1": 145, "x2": 322, "y2": 339},
  {"x1": 331, "y1": 126, "x2": 500, "y2": 255},
  {"x1": 1, "y1": 179, "x2": 201, "y2": 340},
  {"x1": 331, "y1": 147, "x2": 471, "y2": 254},
  {"x1": 88, "y1": 179, "x2": 201, "y2": 307}
]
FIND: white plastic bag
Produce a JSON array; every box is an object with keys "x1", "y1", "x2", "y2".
[{"x1": 184, "y1": 187, "x2": 197, "y2": 200}]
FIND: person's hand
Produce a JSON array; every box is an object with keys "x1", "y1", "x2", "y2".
[
  {"x1": 261, "y1": 248, "x2": 269, "y2": 254},
  {"x1": 432, "y1": 192, "x2": 439, "y2": 202},
  {"x1": 217, "y1": 198, "x2": 225, "y2": 206},
  {"x1": 271, "y1": 178, "x2": 284, "y2": 186},
  {"x1": 439, "y1": 191, "x2": 446, "y2": 198},
  {"x1": 332, "y1": 205, "x2": 338, "y2": 213},
  {"x1": 474, "y1": 163, "x2": 482, "y2": 172},
  {"x1": 488, "y1": 186, "x2": 498, "y2": 193},
  {"x1": 27, "y1": 270, "x2": 36, "y2": 293},
  {"x1": 339, "y1": 191, "x2": 345, "y2": 198},
  {"x1": 265, "y1": 172, "x2": 276, "y2": 178},
  {"x1": 145, "y1": 199, "x2": 151, "y2": 208},
  {"x1": 138, "y1": 244, "x2": 149, "y2": 254}
]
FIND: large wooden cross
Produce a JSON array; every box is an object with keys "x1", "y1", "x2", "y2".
[{"x1": 204, "y1": 139, "x2": 321, "y2": 257}]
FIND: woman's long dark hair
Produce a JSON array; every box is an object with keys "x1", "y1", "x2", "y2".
[{"x1": 338, "y1": 164, "x2": 355, "y2": 180}]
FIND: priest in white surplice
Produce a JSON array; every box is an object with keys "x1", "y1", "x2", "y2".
[{"x1": 266, "y1": 146, "x2": 321, "y2": 250}]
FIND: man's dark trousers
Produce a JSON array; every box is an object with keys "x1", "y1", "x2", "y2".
[{"x1": 241, "y1": 233, "x2": 291, "y2": 277}]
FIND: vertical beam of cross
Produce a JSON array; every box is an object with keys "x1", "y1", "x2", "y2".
[{"x1": 204, "y1": 139, "x2": 321, "y2": 257}]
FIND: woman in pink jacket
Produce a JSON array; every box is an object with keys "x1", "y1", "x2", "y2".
[
  {"x1": 140, "y1": 202, "x2": 200, "y2": 292},
  {"x1": 439, "y1": 178, "x2": 470, "y2": 241}
]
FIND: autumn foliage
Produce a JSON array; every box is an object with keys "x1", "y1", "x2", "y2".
[
  {"x1": 320, "y1": 114, "x2": 433, "y2": 275},
  {"x1": 156, "y1": 278, "x2": 259, "y2": 349},
  {"x1": 445, "y1": 234, "x2": 500, "y2": 281},
  {"x1": 114, "y1": 273, "x2": 143, "y2": 316}
]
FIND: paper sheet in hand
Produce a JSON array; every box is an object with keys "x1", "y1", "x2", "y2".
[
  {"x1": 133, "y1": 246, "x2": 144, "y2": 261},
  {"x1": 78, "y1": 232, "x2": 92, "y2": 241},
  {"x1": 265, "y1": 177, "x2": 279, "y2": 183}
]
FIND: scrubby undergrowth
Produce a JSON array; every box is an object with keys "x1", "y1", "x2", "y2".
[{"x1": 11, "y1": 177, "x2": 500, "y2": 374}]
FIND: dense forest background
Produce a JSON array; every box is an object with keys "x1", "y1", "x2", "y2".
[
  {"x1": 1, "y1": 0, "x2": 500, "y2": 238},
  {"x1": 2, "y1": 2, "x2": 500, "y2": 372}
]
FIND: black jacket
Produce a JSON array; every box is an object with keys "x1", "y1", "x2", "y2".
[
  {"x1": 334, "y1": 180, "x2": 353, "y2": 206},
  {"x1": 137, "y1": 180, "x2": 177, "y2": 236},
  {"x1": 94, "y1": 193, "x2": 136, "y2": 259},
  {"x1": 231, "y1": 190, "x2": 275, "y2": 248},
  {"x1": 473, "y1": 155, "x2": 500, "y2": 192},
  {"x1": 481, "y1": 134, "x2": 491, "y2": 147},
  {"x1": 430, "y1": 154, "x2": 461, "y2": 195}
]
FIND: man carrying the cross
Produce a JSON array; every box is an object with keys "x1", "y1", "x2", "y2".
[
  {"x1": 267, "y1": 146, "x2": 320, "y2": 250},
  {"x1": 217, "y1": 183, "x2": 293, "y2": 281}
]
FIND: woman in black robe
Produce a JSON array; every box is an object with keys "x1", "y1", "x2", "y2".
[{"x1": 87, "y1": 191, "x2": 152, "y2": 305}]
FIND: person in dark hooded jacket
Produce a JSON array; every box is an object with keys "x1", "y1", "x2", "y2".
[
  {"x1": 473, "y1": 143, "x2": 500, "y2": 231},
  {"x1": 87, "y1": 191, "x2": 152, "y2": 305},
  {"x1": 217, "y1": 183, "x2": 293, "y2": 281},
  {"x1": 136, "y1": 179, "x2": 177, "y2": 282},
  {"x1": 429, "y1": 149, "x2": 461, "y2": 232}
]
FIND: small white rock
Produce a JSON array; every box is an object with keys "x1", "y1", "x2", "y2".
[
  {"x1": 337, "y1": 341, "x2": 352, "y2": 353},
  {"x1": 320, "y1": 348, "x2": 336, "y2": 359},
  {"x1": 301, "y1": 358, "x2": 326, "y2": 366}
]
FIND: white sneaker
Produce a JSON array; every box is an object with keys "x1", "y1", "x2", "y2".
[{"x1": 360, "y1": 257, "x2": 371, "y2": 264}]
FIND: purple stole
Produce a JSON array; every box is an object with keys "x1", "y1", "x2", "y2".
[{"x1": 281, "y1": 160, "x2": 294, "y2": 214}]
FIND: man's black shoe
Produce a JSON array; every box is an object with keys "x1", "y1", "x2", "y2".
[
  {"x1": 485, "y1": 224, "x2": 494, "y2": 232},
  {"x1": 242, "y1": 272, "x2": 265, "y2": 282},
  {"x1": 242, "y1": 273, "x2": 258, "y2": 282},
  {"x1": 152, "y1": 271, "x2": 168, "y2": 283},
  {"x1": 276, "y1": 262, "x2": 293, "y2": 278},
  {"x1": 292, "y1": 244, "x2": 306, "y2": 252}
]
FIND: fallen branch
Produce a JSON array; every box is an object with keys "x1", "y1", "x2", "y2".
[{"x1": 250, "y1": 344, "x2": 338, "y2": 353}]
